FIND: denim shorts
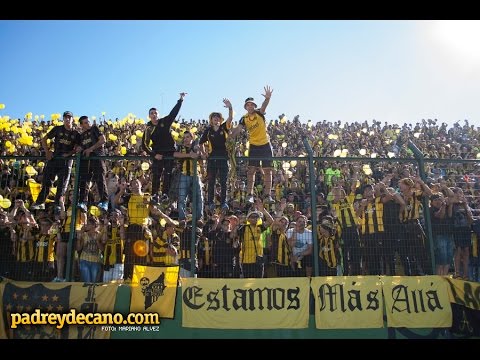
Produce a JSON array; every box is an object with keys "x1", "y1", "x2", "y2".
[{"x1": 434, "y1": 234, "x2": 454, "y2": 266}]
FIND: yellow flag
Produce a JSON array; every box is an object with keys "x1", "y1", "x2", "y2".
[
  {"x1": 311, "y1": 276, "x2": 384, "y2": 329},
  {"x1": 130, "y1": 265, "x2": 179, "y2": 319},
  {"x1": 382, "y1": 276, "x2": 452, "y2": 328},
  {"x1": 27, "y1": 180, "x2": 41, "y2": 203},
  {"x1": 182, "y1": 277, "x2": 310, "y2": 329},
  {"x1": 445, "y1": 277, "x2": 480, "y2": 310}
]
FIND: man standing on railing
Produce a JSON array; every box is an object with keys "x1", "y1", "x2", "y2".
[
  {"x1": 142, "y1": 92, "x2": 187, "y2": 206},
  {"x1": 31, "y1": 111, "x2": 81, "y2": 213},
  {"x1": 230, "y1": 86, "x2": 275, "y2": 204},
  {"x1": 76, "y1": 115, "x2": 109, "y2": 213},
  {"x1": 199, "y1": 98, "x2": 233, "y2": 213}
]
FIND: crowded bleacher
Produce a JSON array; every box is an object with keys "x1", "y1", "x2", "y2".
[{"x1": 0, "y1": 102, "x2": 479, "y2": 283}]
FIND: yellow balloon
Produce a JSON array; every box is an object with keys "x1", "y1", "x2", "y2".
[
  {"x1": 5, "y1": 140, "x2": 11, "y2": 147},
  {"x1": 25, "y1": 165, "x2": 37, "y2": 176},
  {"x1": 0, "y1": 104, "x2": 5, "y2": 109},
  {"x1": 37, "y1": 161, "x2": 45, "y2": 168},
  {"x1": 160, "y1": 218, "x2": 166, "y2": 227},
  {"x1": 290, "y1": 160, "x2": 297, "y2": 168},
  {"x1": 359, "y1": 149, "x2": 367, "y2": 156},
  {"x1": 333, "y1": 149, "x2": 342, "y2": 157},
  {"x1": 0, "y1": 194, "x2": 2, "y2": 200},
  {"x1": 281, "y1": 142, "x2": 287, "y2": 148},
  {"x1": 90, "y1": 206, "x2": 101, "y2": 217},
  {"x1": 141, "y1": 162, "x2": 150, "y2": 171},
  {"x1": 120, "y1": 146, "x2": 127, "y2": 155},
  {"x1": 135, "y1": 130, "x2": 143, "y2": 138},
  {"x1": 0, "y1": 198, "x2": 12, "y2": 209}
]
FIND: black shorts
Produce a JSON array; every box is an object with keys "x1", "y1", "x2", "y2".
[
  {"x1": 61, "y1": 232, "x2": 70, "y2": 243},
  {"x1": 248, "y1": 143, "x2": 273, "y2": 168},
  {"x1": 125, "y1": 224, "x2": 144, "y2": 242}
]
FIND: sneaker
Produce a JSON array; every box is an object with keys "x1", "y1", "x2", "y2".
[
  {"x1": 159, "y1": 193, "x2": 169, "y2": 204},
  {"x1": 30, "y1": 203, "x2": 45, "y2": 210},
  {"x1": 77, "y1": 202, "x2": 88, "y2": 213},
  {"x1": 97, "y1": 201, "x2": 109, "y2": 212},
  {"x1": 264, "y1": 195, "x2": 275, "y2": 204},
  {"x1": 221, "y1": 202, "x2": 229, "y2": 211},
  {"x1": 149, "y1": 194, "x2": 160, "y2": 206},
  {"x1": 52, "y1": 277, "x2": 66, "y2": 282},
  {"x1": 54, "y1": 206, "x2": 62, "y2": 216},
  {"x1": 247, "y1": 195, "x2": 255, "y2": 204}
]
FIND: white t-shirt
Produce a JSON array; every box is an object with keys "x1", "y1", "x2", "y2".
[{"x1": 286, "y1": 228, "x2": 312, "y2": 257}]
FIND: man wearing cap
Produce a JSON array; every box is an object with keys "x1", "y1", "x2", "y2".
[
  {"x1": 31, "y1": 111, "x2": 81, "y2": 212},
  {"x1": 233, "y1": 206, "x2": 273, "y2": 278},
  {"x1": 230, "y1": 85, "x2": 275, "y2": 204},
  {"x1": 142, "y1": 92, "x2": 187, "y2": 206}
]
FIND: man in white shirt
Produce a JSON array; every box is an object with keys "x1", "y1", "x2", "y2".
[{"x1": 286, "y1": 215, "x2": 313, "y2": 276}]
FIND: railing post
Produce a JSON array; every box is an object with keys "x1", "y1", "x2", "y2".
[
  {"x1": 408, "y1": 140, "x2": 435, "y2": 274},
  {"x1": 302, "y1": 138, "x2": 318, "y2": 277},
  {"x1": 190, "y1": 158, "x2": 198, "y2": 278},
  {"x1": 66, "y1": 152, "x2": 82, "y2": 282}
]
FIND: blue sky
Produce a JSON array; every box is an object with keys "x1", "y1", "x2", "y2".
[{"x1": 1, "y1": 20, "x2": 480, "y2": 126}]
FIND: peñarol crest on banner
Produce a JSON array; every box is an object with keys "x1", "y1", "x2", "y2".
[{"x1": 130, "y1": 266, "x2": 179, "y2": 319}]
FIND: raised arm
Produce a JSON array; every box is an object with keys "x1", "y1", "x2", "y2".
[
  {"x1": 163, "y1": 92, "x2": 187, "y2": 128},
  {"x1": 223, "y1": 98, "x2": 233, "y2": 127},
  {"x1": 259, "y1": 85, "x2": 273, "y2": 115}
]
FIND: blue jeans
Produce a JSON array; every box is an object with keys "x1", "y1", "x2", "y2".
[
  {"x1": 178, "y1": 174, "x2": 204, "y2": 221},
  {"x1": 79, "y1": 259, "x2": 101, "y2": 283},
  {"x1": 434, "y1": 233, "x2": 454, "y2": 266}
]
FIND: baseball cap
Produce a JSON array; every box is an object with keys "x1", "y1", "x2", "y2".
[
  {"x1": 244, "y1": 97, "x2": 257, "y2": 110},
  {"x1": 63, "y1": 111, "x2": 74, "y2": 118}
]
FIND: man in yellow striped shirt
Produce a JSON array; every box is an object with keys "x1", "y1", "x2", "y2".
[{"x1": 231, "y1": 86, "x2": 275, "y2": 204}]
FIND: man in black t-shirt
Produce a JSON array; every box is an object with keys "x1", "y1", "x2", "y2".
[
  {"x1": 142, "y1": 92, "x2": 187, "y2": 205},
  {"x1": 31, "y1": 111, "x2": 80, "y2": 212},
  {"x1": 199, "y1": 98, "x2": 233, "y2": 213},
  {"x1": 76, "y1": 115, "x2": 109, "y2": 213}
]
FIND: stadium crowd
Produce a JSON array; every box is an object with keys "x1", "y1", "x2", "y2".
[{"x1": 0, "y1": 96, "x2": 479, "y2": 283}]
